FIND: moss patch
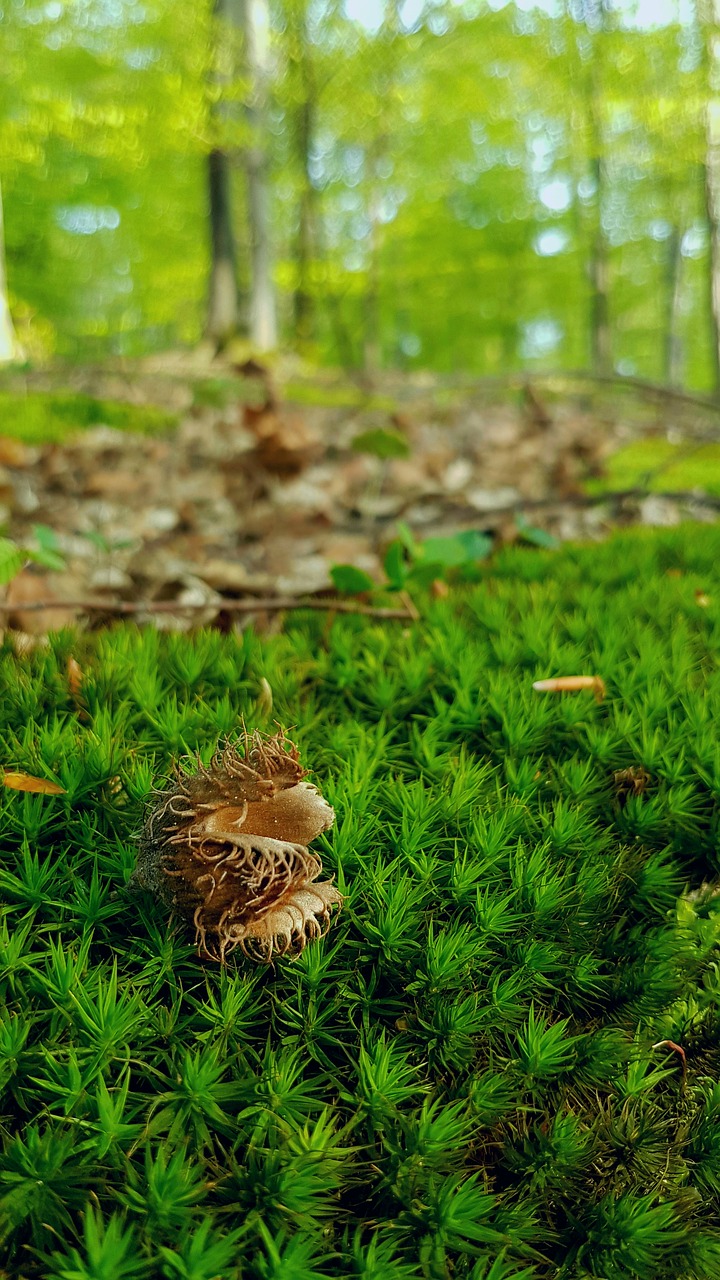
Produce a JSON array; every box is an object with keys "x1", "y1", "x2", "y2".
[
  {"x1": 0, "y1": 391, "x2": 176, "y2": 444},
  {"x1": 1, "y1": 525, "x2": 720, "y2": 1277}
]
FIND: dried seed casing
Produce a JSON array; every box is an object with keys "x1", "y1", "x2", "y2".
[{"x1": 133, "y1": 729, "x2": 341, "y2": 963}]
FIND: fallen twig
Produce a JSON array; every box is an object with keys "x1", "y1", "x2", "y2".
[
  {"x1": 652, "y1": 1039, "x2": 687, "y2": 1089},
  {"x1": 354, "y1": 486, "x2": 720, "y2": 532},
  {"x1": 0, "y1": 595, "x2": 415, "y2": 620}
]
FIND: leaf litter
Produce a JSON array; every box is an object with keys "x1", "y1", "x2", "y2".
[{"x1": 0, "y1": 359, "x2": 718, "y2": 635}]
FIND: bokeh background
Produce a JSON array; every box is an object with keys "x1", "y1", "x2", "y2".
[{"x1": 1, "y1": 0, "x2": 718, "y2": 388}]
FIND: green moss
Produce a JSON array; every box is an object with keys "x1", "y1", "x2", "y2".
[
  {"x1": 2, "y1": 525, "x2": 720, "y2": 1277},
  {"x1": 591, "y1": 436, "x2": 720, "y2": 496},
  {"x1": 0, "y1": 391, "x2": 176, "y2": 444}
]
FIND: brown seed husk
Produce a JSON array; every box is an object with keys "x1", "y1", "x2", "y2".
[{"x1": 134, "y1": 728, "x2": 341, "y2": 963}]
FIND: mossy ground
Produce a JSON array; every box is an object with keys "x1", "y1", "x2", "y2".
[
  {"x1": 590, "y1": 437, "x2": 720, "y2": 497},
  {"x1": 0, "y1": 392, "x2": 176, "y2": 444},
  {"x1": 1, "y1": 525, "x2": 720, "y2": 1279}
]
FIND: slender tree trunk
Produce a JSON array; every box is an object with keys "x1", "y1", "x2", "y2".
[
  {"x1": 362, "y1": 1, "x2": 399, "y2": 377},
  {"x1": 293, "y1": 98, "x2": 315, "y2": 345},
  {"x1": 572, "y1": 0, "x2": 611, "y2": 374},
  {"x1": 205, "y1": 0, "x2": 241, "y2": 346},
  {"x1": 699, "y1": 0, "x2": 720, "y2": 395},
  {"x1": 663, "y1": 223, "x2": 684, "y2": 386},
  {"x1": 704, "y1": 127, "x2": 720, "y2": 396},
  {"x1": 587, "y1": 104, "x2": 611, "y2": 374},
  {"x1": 364, "y1": 156, "x2": 383, "y2": 375},
  {"x1": 0, "y1": 181, "x2": 23, "y2": 364},
  {"x1": 207, "y1": 150, "x2": 240, "y2": 344},
  {"x1": 243, "y1": 0, "x2": 278, "y2": 351}
]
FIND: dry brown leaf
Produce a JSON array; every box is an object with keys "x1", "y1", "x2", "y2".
[
  {"x1": 0, "y1": 436, "x2": 33, "y2": 467},
  {"x1": 257, "y1": 677, "x2": 273, "y2": 718},
  {"x1": 613, "y1": 765, "x2": 651, "y2": 804},
  {"x1": 67, "y1": 656, "x2": 84, "y2": 697},
  {"x1": 3, "y1": 770, "x2": 65, "y2": 795},
  {"x1": 5, "y1": 569, "x2": 86, "y2": 635}
]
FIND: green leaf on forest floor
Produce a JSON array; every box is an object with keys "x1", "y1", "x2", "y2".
[
  {"x1": 351, "y1": 428, "x2": 410, "y2": 460},
  {"x1": 0, "y1": 538, "x2": 25, "y2": 585},
  {"x1": 330, "y1": 564, "x2": 376, "y2": 594},
  {"x1": 420, "y1": 529, "x2": 493, "y2": 567},
  {"x1": 515, "y1": 514, "x2": 559, "y2": 550}
]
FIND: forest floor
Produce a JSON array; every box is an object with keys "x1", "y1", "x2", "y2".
[{"x1": 0, "y1": 352, "x2": 719, "y2": 639}]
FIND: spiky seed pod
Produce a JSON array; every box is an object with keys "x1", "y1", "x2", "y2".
[{"x1": 134, "y1": 729, "x2": 341, "y2": 963}]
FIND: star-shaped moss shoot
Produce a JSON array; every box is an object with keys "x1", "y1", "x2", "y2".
[{"x1": 134, "y1": 729, "x2": 341, "y2": 963}]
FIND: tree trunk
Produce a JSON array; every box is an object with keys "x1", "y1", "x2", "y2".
[
  {"x1": 705, "y1": 120, "x2": 720, "y2": 396},
  {"x1": 587, "y1": 103, "x2": 611, "y2": 374},
  {"x1": 293, "y1": 98, "x2": 315, "y2": 345},
  {"x1": 362, "y1": 1, "x2": 399, "y2": 378},
  {"x1": 664, "y1": 223, "x2": 684, "y2": 387},
  {"x1": 571, "y1": 0, "x2": 612, "y2": 374},
  {"x1": 243, "y1": 0, "x2": 278, "y2": 352},
  {"x1": 699, "y1": 0, "x2": 720, "y2": 396},
  {"x1": 0, "y1": 181, "x2": 23, "y2": 364},
  {"x1": 205, "y1": 0, "x2": 242, "y2": 346},
  {"x1": 207, "y1": 149, "x2": 240, "y2": 345},
  {"x1": 363, "y1": 166, "x2": 383, "y2": 376}
]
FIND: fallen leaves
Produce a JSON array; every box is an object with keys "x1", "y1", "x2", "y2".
[
  {"x1": 2, "y1": 770, "x2": 65, "y2": 795},
  {"x1": 613, "y1": 765, "x2": 651, "y2": 804},
  {"x1": 0, "y1": 360, "x2": 714, "y2": 642}
]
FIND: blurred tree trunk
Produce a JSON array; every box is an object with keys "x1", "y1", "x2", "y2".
[
  {"x1": 585, "y1": 3, "x2": 611, "y2": 374},
  {"x1": 0, "y1": 181, "x2": 22, "y2": 364},
  {"x1": 588, "y1": 158, "x2": 611, "y2": 375},
  {"x1": 294, "y1": 97, "x2": 315, "y2": 344},
  {"x1": 699, "y1": 0, "x2": 720, "y2": 396},
  {"x1": 364, "y1": 142, "x2": 384, "y2": 377},
  {"x1": 569, "y1": 0, "x2": 611, "y2": 374},
  {"x1": 207, "y1": 149, "x2": 240, "y2": 345},
  {"x1": 286, "y1": 0, "x2": 317, "y2": 345},
  {"x1": 206, "y1": 0, "x2": 242, "y2": 347},
  {"x1": 243, "y1": 0, "x2": 278, "y2": 351},
  {"x1": 704, "y1": 153, "x2": 720, "y2": 396},
  {"x1": 363, "y1": 0, "x2": 400, "y2": 377},
  {"x1": 663, "y1": 223, "x2": 684, "y2": 386}
]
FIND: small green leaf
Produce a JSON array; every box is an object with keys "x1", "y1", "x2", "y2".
[
  {"x1": 516, "y1": 514, "x2": 559, "y2": 550},
  {"x1": 420, "y1": 529, "x2": 492, "y2": 567},
  {"x1": 32, "y1": 524, "x2": 60, "y2": 553},
  {"x1": 330, "y1": 564, "x2": 376, "y2": 594},
  {"x1": 383, "y1": 541, "x2": 407, "y2": 590},
  {"x1": 27, "y1": 547, "x2": 67, "y2": 572},
  {"x1": 351, "y1": 428, "x2": 410, "y2": 460},
  {"x1": 0, "y1": 538, "x2": 26, "y2": 586},
  {"x1": 395, "y1": 520, "x2": 418, "y2": 555}
]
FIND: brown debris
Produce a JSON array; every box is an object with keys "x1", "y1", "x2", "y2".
[
  {"x1": 533, "y1": 675, "x2": 606, "y2": 702},
  {"x1": 0, "y1": 360, "x2": 715, "y2": 640},
  {"x1": 613, "y1": 765, "x2": 651, "y2": 804},
  {"x1": 134, "y1": 729, "x2": 341, "y2": 964},
  {"x1": 2, "y1": 770, "x2": 65, "y2": 795}
]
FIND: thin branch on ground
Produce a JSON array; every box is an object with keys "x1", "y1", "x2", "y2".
[
  {"x1": 0, "y1": 595, "x2": 415, "y2": 620},
  {"x1": 356, "y1": 486, "x2": 720, "y2": 532}
]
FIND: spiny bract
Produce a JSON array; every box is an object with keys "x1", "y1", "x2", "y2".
[{"x1": 134, "y1": 728, "x2": 341, "y2": 963}]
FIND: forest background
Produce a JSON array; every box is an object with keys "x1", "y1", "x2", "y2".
[{"x1": 3, "y1": 0, "x2": 720, "y2": 391}]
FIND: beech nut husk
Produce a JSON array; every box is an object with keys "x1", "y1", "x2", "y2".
[{"x1": 133, "y1": 729, "x2": 341, "y2": 963}]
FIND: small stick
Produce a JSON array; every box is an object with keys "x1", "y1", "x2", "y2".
[
  {"x1": 533, "y1": 675, "x2": 606, "y2": 702},
  {"x1": 0, "y1": 595, "x2": 415, "y2": 621},
  {"x1": 652, "y1": 1039, "x2": 687, "y2": 1088}
]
